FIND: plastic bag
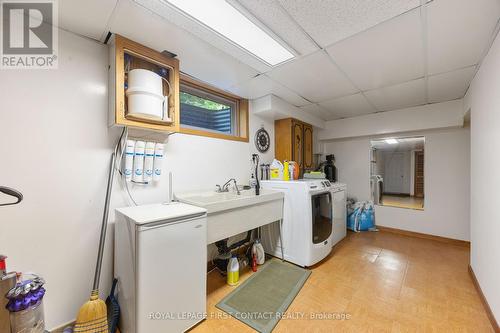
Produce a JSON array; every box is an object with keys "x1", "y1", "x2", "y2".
[{"x1": 347, "y1": 201, "x2": 376, "y2": 232}]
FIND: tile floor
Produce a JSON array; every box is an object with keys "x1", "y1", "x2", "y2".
[{"x1": 192, "y1": 231, "x2": 494, "y2": 332}]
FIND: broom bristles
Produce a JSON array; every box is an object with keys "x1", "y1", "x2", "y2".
[{"x1": 74, "y1": 290, "x2": 109, "y2": 333}]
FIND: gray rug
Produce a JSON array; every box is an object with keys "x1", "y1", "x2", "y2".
[{"x1": 216, "y1": 259, "x2": 311, "y2": 333}]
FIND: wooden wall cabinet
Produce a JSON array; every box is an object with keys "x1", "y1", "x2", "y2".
[
  {"x1": 275, "y1": 118, "x2": 314, "y2": 175},
  {"x1": 108, "y1": 34, "x2": 180, "y2": 132}
]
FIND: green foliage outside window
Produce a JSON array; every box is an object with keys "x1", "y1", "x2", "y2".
[{"x1": 180, "y1": 92, "x2": 230, "y2": 111}]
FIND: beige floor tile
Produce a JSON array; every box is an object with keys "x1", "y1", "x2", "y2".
[{"x1": 191, "y1": 231, "x2": 494, "y2": 333}]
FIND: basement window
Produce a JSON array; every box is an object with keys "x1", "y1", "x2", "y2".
[{"x1": 180, "y1": 75, "x2": 249, "y2": 142}]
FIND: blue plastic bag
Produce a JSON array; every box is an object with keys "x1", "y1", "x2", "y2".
[
  {"x1": 347, "y1": 202, "x2": 375, "y2": 232},
  {"x1": 358, "y1": 204, "x2": 375, "y2": 231}
]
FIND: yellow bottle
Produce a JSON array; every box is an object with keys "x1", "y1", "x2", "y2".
[
  {"x1": 283, "y1": 161, "x2": 290, "y2": 181},
  {"x1": 227, "y1": 255, "x2": 239, "y2": 286}
]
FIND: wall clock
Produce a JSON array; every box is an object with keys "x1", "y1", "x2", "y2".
[{"x1": 255, "y1": 127, "x2": 270, "y2": 153}]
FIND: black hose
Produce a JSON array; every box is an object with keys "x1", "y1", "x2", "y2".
[{"x1": 0, "y1": 187, "x2": 23, "y2": 206}]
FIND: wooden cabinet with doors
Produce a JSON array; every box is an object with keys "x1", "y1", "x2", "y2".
[
  {"x1": 275, "y1": 118, "x2": 314, "y2": 176},
  {"x1": 108, "y1": 34, "x2": 180, "y2": 132}
]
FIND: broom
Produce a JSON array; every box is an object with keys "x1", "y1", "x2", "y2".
[{"x1": 75, "y1": 129, "x2": 124, "y2": 332}]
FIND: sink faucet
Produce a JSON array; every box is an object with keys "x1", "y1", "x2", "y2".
[{"x1": 216, "y1": 178, "x2": 241, "y2": 195}]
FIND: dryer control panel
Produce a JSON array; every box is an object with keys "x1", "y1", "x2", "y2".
[{"x1": 307, "y1": 180, "x2": 331, "y2": 191}]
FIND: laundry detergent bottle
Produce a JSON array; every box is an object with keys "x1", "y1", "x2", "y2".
[
  {"x1": 283, "y1": 161, "x2": 290, "y2": 181},
  {"x1": 252, "y1": 240, "x2": 265, "y2": 265},
  {"x1": 227, "y1": 255, "x2": 240, "y2": 286},
  {"x1": 270, "y1": 159, "x2": 284, "y2": 180}
]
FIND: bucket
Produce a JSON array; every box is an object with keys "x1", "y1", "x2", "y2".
[{"x1": 126, "y1": 69, "x2": 170, "y2": 121}]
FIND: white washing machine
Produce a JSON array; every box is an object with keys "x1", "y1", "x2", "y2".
[{"x1": 260, "y1": 180, "x2": 347, "y2": 267}]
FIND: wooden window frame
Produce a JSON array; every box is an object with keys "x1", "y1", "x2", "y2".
[{"x1": 179, "y1": 74, "x2": 249, "y2": 142}]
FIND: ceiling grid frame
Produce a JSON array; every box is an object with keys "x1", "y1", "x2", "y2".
[
  {"x1": 98, "y1": 0, "x2": 500, "y2": 120},
  {"x1": 420, "y1": 0, "x2": 430, "y2": 104},
  {"x1": 463, "y1": 16, "x2": 500, "y2": 98},
  {"x1": 262, "y1": 0, "x2": 382, "y2": 116},
  {"x1": 260, "y1": 1, "x2": 432, "y2": 116}
]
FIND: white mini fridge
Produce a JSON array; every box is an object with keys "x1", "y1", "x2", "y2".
[{"x1": 115, "y1": 203, "x2": 207, "y2": 333}]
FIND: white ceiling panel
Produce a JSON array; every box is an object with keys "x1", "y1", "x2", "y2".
[
  {"x1": 427, "y1": 0, "x2": 500, "y2": 74},
  {"x1": 108, "y1": 0, "x2": 258, "y2": 90},
  {"x1": 428, "y1": 66, "x2": 476, "y2": 103},
  {"x1": 364, "y1": 78, "x2": 426, "y2": 111},
  {"x1": 267, "y1": 51, "x2": 358, "y2": 102},
  {"x1": 327, "y1": 9, "x2": 424, "y2": 91},
  {"x1": 299, "y1": 104, "x2": 335, "y2": 121},
  {"x1": 319, "y1": 93, "x2": 375, "y2": 118},
  {"x1": 59, "y1": 0, "x2": 118, "y2": 40},
  {"x1": 277, "y1": 0, "x2": 420, "y2": 47},
  {"x1": 372, "y1": 136, "x2": 425, "y2": 151},
  {"x1": 133, "y1": 0, "x2": 271, "y2": 72},
  {"x1": 234, "y1": 0, "x2": 319, "y2": 56},
  {"x1": 228, "y1": 75, "x2": 309, "y2": 107}
]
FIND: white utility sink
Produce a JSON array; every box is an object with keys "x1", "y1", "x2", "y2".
[
  {"x1": 175, "y1": 189, "x2": 284, "y2": 244},
  {"x1": 175, "y1": 188, "x2": 283, "y2": 214}
]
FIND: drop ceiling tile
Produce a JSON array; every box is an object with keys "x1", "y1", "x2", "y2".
[
  {"x1": 59, "y1": 0, "x2": 118, "y2": 40},
  {"x1": 299, "y1": 104, "x2": 335, "y2": 121},
  {"x1": 428, "y1": 66, "x2": 476, "y2": 103},
  {"x1": 278, "y1": 0, "x2": 420, "y2": 47},
  {"x1": 327, "y1": 9, "x2": 424, "y2": 91},
  {"x1": 133, "y1": 0, "x2": 271, "y2": 72},
  {"x1": 234, "y1": 0, "x2": 319, "y2": 56},
  {"x1": 108, "y1": 0, "x2": 258, "y2": 90},
  {"x1": 427, "y1": 0, "x2": 500, "y2": 74},
  {"x1": 228, "y1": 75, "x2": 309, "y2": 107},
  {"x1": 319, "y1": 93, "x2": 375, "y2": 118},
  {"x1": 267, "y1": 51, "x2": 358, "y2": 102},
  {"x1": 364, "y1": 78, "x2": 426, "y2": 111}
]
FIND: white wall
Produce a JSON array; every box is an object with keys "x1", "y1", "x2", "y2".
[
  {"x1": 319, "y1": 100, "x2": 464, "y2": 141},
  {"x1": 0, "y1": 30, "x2": 274, "y2": 329},
  {"x1": 323, "y1": 127, "x2": 470, "y2": 241},
  {"x1": 251, "y1": 94, "x2": 325, "y2": 129},
  {"x1": 466, "y1": 28, "x2": 500, "y2": 323}
]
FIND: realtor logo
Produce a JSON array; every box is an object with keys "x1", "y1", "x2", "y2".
[{"x1": 1, "y1": 0, "x2": 58, "y2": 69}]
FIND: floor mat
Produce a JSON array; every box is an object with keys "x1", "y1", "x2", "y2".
[{"x1": 216, "y1": 259, "x2": 311, "y2": 333}]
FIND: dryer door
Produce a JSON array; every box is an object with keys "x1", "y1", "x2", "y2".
[{"x1": 311, "y1": 192, "x2": 332, "y2": 244}]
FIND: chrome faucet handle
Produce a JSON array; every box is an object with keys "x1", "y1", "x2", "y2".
[
  {"x1": 222, "y1": 178, "x2": 234, "y2": 191},
  {"x1": 233, "y1": 180, "x2": 241, "y2": 195},
  {"x1": 215, "y1": 185, "x2": 222, "y2": 193},
  {"x1": 220, "y1": 178, "x2": 240, "y2": 195}
]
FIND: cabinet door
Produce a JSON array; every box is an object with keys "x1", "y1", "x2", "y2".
[
  {"x1": 303, "y1": 125, "x2": 313, "y2": 170},
  {"x1": 292, "y1": 121, "x2": 304, "y2": 168}
]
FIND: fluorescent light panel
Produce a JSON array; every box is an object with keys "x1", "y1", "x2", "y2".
[
  {"x1": 165, "y1": 0, "x2": 294, "y2": 66},
  {"x1": 385, "y1": 139, "x2": 398, "y2": 144}
]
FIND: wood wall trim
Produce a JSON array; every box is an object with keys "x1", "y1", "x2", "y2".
[
  {"x1": 468, "y1": 265, "x2": 500, "y2": 333},
  {"x1": 180, "y1": 127, "x2": 249, "y2": 142},
  {"x1": 377, "y1": 226, "x2": 470, "y2": 248}
]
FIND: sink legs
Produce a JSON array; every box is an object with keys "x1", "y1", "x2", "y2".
[{"x1": 278, "y1": 219, "x2": 285, "y2": 261}]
